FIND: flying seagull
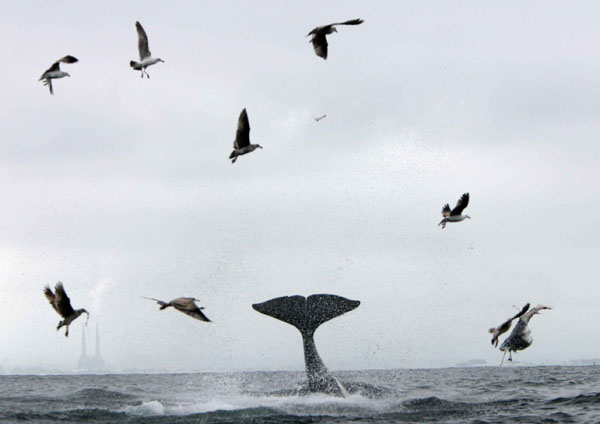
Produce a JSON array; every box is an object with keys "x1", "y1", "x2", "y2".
[
  {"x1": 498, "y1": 304, "x2": 551, "y2": 365},
  {"x1": 44, "y1": 282, "x2": 89, "y2": 337},
  {"x1": 489, "y1": 303, "x2": 530, "y2": 347},
  {"x1": 314, "y1": 114, "x2": 327, "y2": 122},
  {"x1": 143, "y1": 297, "x2": 211, "y2": 322},
  {"x1": 229, "y1": 108, "x2": 262, "y2": 164},
  {"x1": 39, "y1": 55, "x2": 78, "y2": 95},
  {"x1": 130, "y1": 21, "x2": 164, "y2": 78},
  {"x1": 438, "y1": 192, "x2": 471, "y2": 229},
  {"x1": 306, "y1": 19, "x2": 364, "y2": 60}
]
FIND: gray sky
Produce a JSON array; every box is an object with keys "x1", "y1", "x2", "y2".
[{"x1": 1, "y1": 0, "x2": 599, "y2": 372}]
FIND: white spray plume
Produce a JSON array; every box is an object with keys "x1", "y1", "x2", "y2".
[{"x1": 89, "y1": 277, "x2": 117, "y2": 316}]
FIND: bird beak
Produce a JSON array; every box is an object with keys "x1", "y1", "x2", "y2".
[{"x1": 160, "y1": 59, "x2": 165, "y2": 63}]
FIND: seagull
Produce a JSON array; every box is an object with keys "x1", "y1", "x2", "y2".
[
  {"x1": 314, "y1": 114, "x2": 327, "y2": 122},
  {"x1": 306, "y1": 19, "x2": 364, "y2": 60},
  {"x1": 130, "y1": 21, "x2": 164, "y2": 78},
  {"x1": 229, "y1": 108, "x2": 262, "y2": 164},
  {"x1": 489, "y1": 303, "x2": 530, "y2": 347},
  {"x1": 438, "y1": 193, "x2": 470, "y2": 229},
  {"x1": 143, "y1": 297, "x2": 211, "y2": 322},
  {"x1": 498, "y1": 304, "x2": 552, "y2": 365},
  {"x1": 39, "y1": 55, "x2": 78, "y2": 95},
  {"x1": 44, "y1": 282, "x2": 89, "y2": 337}
]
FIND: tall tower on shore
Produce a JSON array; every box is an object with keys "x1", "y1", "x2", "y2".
[
  {"x1": 94, "y1": 323, "x2": 101, "y2": 359},
  {"x1": 81, "y1": 326, "x2": 87, "y2": 357},
  {"x1": 76, "y1": 323, "x2": 105, "y2": 372}
]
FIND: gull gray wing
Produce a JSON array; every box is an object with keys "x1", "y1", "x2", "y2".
[
  {"x1": 54, "y1": 282, "x2": 75, "y2": 318},
  {"x1": 58, "y1": 55, "x2": 78, "y2": 64},
  {"x1": 307, "y1": 24, "x2": 330, "y2": 37},
  {"x1": 234, "y1": 108, "x2": 251, "y2": 149},
  {"x1": 450, "y1": 193, "x2": 469, "y2": 215},
  {"x1": 311, "y1": 33, "x2": 328, "y2": 59},
  {"x1": 441, "y1": 204, "x2": 451, "y2": 217},
  {"x1": 40, "y1": 56, "x2": 77, "y2": 80},
  {"x1": 44, "y1": 286, "x2": 59, "y2": 314},
  {"x1": 171, "y1": 298, "x2": 211, "y2": 322},
  {"x1": 331, "y1": 18, "x2": 364, "y2": 27},
  {"x1": 512, "y1": 303, "x2": 530, "y2": 320},
  {"x1": 43, "y1": 62, "x2": 60, "y2": 75},
  {"x1": 136, "y1": 21, "x2": 151, "y2": 60},
  {"x1": 142, "y1": 296, "x2": 168, "y2": 307},
  {"x1": 523, "y1": 304, "x2": 551, "y2": 320}
]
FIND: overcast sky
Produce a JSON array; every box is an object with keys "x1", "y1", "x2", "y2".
[{"x1": 1, "y1": 0, "x2": 599, "y2": 373}]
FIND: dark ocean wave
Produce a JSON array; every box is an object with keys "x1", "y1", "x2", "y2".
[
  {"x1": 68, "y1": 387, "x2": 137, "y2": 401},
  {"x1": 546, "y1": 392, "x2": 600, "y2": 406},
  {"x1": 1, "y1": 367, "x2": 598, "y2": 423},
  {"x1": 0, "y1": 399, "x2": 584, "y2": 424}
]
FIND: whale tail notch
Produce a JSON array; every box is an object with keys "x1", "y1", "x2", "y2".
[{"x1": 252, "y1": 294, "x2": 360, "y2": 336}]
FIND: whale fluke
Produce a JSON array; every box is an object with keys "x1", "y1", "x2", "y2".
[{"x1": 253, "y1": 294, "x2": 360, "y2": 396}]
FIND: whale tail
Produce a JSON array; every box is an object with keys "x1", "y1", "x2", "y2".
[
  {"x1": 253, "y1": 294, "x2": 359, "y2": 396},
  {"x1": 252, "y1": 294, "x2": 360, "y2": 336}
]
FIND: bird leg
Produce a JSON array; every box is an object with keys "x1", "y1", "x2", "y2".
[
  {"x1": 508, "y1": 352, "x2": 513, "y2": 362},
  {"x1": 146, "y1": 70, "x2": 150, "y2": 79},
  {"x1": 500, "y1": 350, "x2": 507, "y2": 366},
  {"x1": 64, "y1": 325, "x2": 69, "y2": 337},
  {"x1": 140, "y1": 70, "x2": 144, "y2": 78}
]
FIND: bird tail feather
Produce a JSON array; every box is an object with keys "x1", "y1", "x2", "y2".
[{"x1": 130, "y1": 60, "x2": 141, "y2": 69}]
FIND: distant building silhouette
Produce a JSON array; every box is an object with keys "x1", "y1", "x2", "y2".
[{"x1": 77, "y1": 323, "x2": 106, "y2": 372}]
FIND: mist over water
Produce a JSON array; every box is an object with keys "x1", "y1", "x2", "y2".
[{"x1": 1, "y1": 366, "x2": 598, "y2": 423}]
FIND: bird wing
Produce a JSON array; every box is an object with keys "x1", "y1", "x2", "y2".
[
  {"x1": 489, "y1": 319, "x2": 512, "y2": 347},
  {"x1": 511, "y1": 303, "x2": 530, "y2": 320},
  {"x1": 58, "y1": 55, "x2": 78, "y2": 64},
  {"x1": 234, "y1": 108, "x2": 251, "y2": 149},
  {"x1": 171, "y1": 298, "x2": 211, "y2": 322},
  {"x1": 40, "y1": 55, "x2": 78, "y2": 79},
  {"x1": 523, "y1": 304, "x2": 551, "y2": 319},
  {"x1": 306, "y1": 24, "x2": 328, "y2": 37},
  {"x1": 331, "y1": 18, "x2": 365, "y2": 27},
  {"x1": 136, "y1": 21, "x2": 151, "y2": 59},
  {"x1": 44, "y1": 62, "x2": 60, "y2": 74},
  {"x1": 450, "y1": 193, "x2": 469, "y2": 215},
  {"x1": 141, "y1": 296, "x2": 167, "y2": 307},
  {"x1": 40, "y1": 63, "x2": 59, "y2": 80},
  {"x1": 44, "y1": 286, "x2": 59, "y2": 314},
  {"x1": 54, "y1": 282, "x2": 75, "y2": 318},
  {"x1": 441, "y1": 204, "x2": 451, "y2": 217},
  {"x1": 311, "y1": 33, "x2": 328, "y2": 59}
]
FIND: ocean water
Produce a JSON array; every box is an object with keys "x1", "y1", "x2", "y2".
[{"x1": 0, "y1": 366, "x2": 598, "y2": 423}]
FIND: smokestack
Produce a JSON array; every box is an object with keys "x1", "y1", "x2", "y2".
[
  {"x1": 94, "y1": 323, "x2": 101, "y2": 358},
  {"x1": 81, "y1": 326, "x2": 87, "y2": 357}
]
